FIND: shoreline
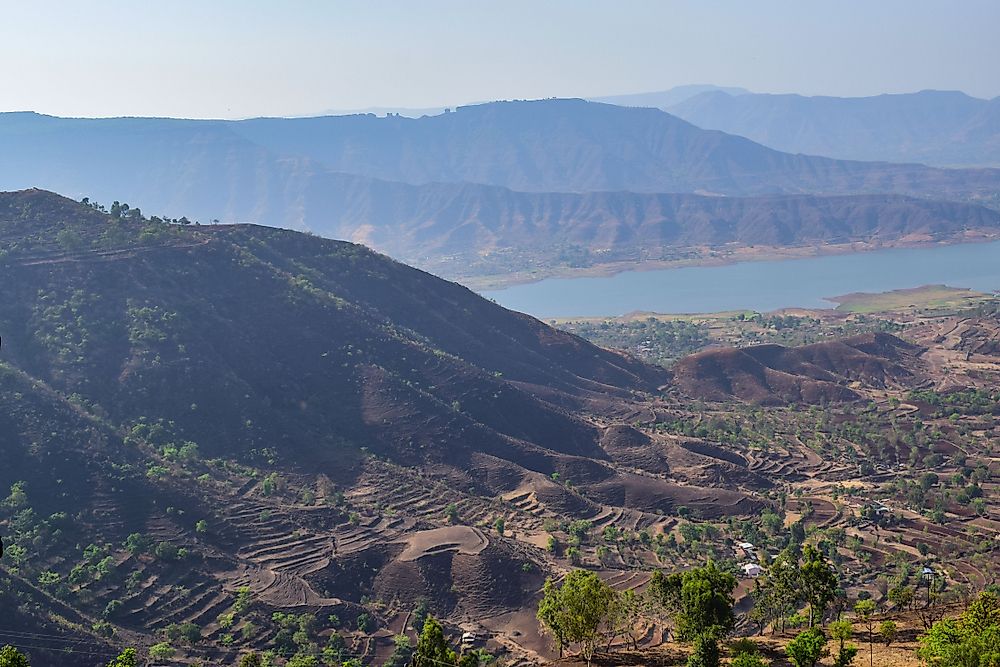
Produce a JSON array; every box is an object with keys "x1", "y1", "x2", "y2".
[
  {"x1": 547, "y1": 284, "x2": 996, "y2": 324},
  {"x1": 450, "y1": 233, "x2": 1000, "y2": 292}
]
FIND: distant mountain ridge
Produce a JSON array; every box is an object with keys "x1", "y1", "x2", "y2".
[
  {"x1": 590, "y1": 84, "x2": 750, "y2": 109},
  {"x1": 225, "y1": 99, "x2": 1000, "y2": 196},
  {"x1": 3, "y1": 100, "x2": 1000, "y2": 282},
  {"x1": 667, "y1": 89, "x2": 1000, "y2": 167},
  {"x1": 5, "y1": 100, "x2": 1000, "y2": 207}
]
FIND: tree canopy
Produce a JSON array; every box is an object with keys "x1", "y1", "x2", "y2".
[{"x1": 537, "y1": 569, "x2": 616, "y2": 662}]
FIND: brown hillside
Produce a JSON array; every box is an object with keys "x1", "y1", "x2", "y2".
[{"x1": 671, "y1": 333, "x2": 923, "y2": 404}]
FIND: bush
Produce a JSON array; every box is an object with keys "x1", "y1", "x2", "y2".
[
  {"x1": 0, "y1": 646, "x2": 31, "y2": 667},
  {"x1": 730, "y1": 638, "x2": 768, "y2": 666},
  {"x1": 148, "y1": 642, "x2": 176, "y2": 661},
  {"x1": 687, "y1": 633, "x2": 720, "y2": 667},
  {"x1": 786, "y1": 628, "x2": 828, "y2": 667}
]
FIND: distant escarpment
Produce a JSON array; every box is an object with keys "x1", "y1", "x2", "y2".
[
  {"x1": 303, "y1": 180, "x2": 1000, "y2": 278},
  {"x1": 3, "y1": 101, "x2": 1000, "y2": 281}
]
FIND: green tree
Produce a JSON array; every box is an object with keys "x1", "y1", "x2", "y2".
[
  {"x1": 0, "y1": 646, "x2": 30, "y2": 667},
  {"x1": 606, "y1": 588, "x2": 645, "y2": 650},
  {"x1": 961, "y1": 591, "x2": 1000, "y2": 635},
  {"x1": 786, "y1": 628, "x2": 828, "y2": 667},
  {"x1": 414, "y1": 616, "x2": 456, "y2": 667},
  {"x1": 828, "y1": 620, "x2": 858, "y2": 667},
  {"x1": 537, "y1": 578, "x2": 569, "y2": 657},
  {"x1": 764, "y1": 549, "x2": 802, "y2": 634},
  {"x1": 853, "y1": 600, "x2": 876, "y2": 667},
  {"x1": 686, "y1": 631, "x2": 720, "y2": 667},
  {"x1": 799, "y1": 545, "x2": 838, "y2": 627},
  {"x1": 536, "y1": 570, "x2": 616, "y2": 663},
  {"x1": 457, "y1": 650, "x2": 492, "y2": 667},
  {"x1": 238, "y1": 652, "x2": 263, "y2": 667},
  {"x1": 887, "y1": 585, "x2": 914, "y2": 611},
  {"x1": 878, "y1": 620, "x2": 897, "y2": 647},
  {"x1": 148, "y1": 642, "x2": 176, "y2": 661},
  {"x1": 105, "y1": 648, "x2": 137, "y2": 667},
  {"x1": 674, "y1": 562, "x2": 737, "y2": 641},
  {"x1": 918, "y1": 591, "x2": 1000, "y2": 666},
  {"x1": 383, "y1": 634, "x2": 414, "y2": 667}
]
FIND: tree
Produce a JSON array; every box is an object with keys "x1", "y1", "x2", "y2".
[
  {"x1": 674, "y1": 562, "x2": 737, "y2": 641},
  {"x1": 0, "y1": 646, "x2": 30, "y2": 667},
  {"x1": 961, "y1": 590, "x2": 1000, "y2": 635},
  {"x1": 238, "y1": 653, "x2": 262, "y2": 667},
  {"x1": 413, "y1": 616, "x2": 456, "y2": 667},
  {"x1": 536, "y1": 570, "x2": 616, "y2": 664},
  {"x1": 750, "y1": 575, "x2": 790, "y2": 636},
  {"x1": 828, "y1": 620, "x2": 858, "y2": 667},
  {"x1": 786, "y1": 628, "x2": 828, "y2": 667},
  {"x1": 106, "y1": 649, "x2": 138, "y2": 667},
  {"x1": 148, "y1": 643, "x2": 175, "y2": 661},
  {"x1": 887, "y1": 585, "x2": 914, "y2": 611},
  {"x1": 917, "y1": 591, "x2": 1000, "y2": 666},
  {"x1": 763, "y1": 549, "x2": 803, "y2": 634},
  {"x1": 383, "y1": 634, "x2": 414, "y2": 667},
  {"x1": 854, "y1": 599, "x2": 877, "y2": 667},
  {"x1": 606, "y1": 588, "x2": 644, "y2": 650},
  {"x1": 799, "y1": 545, "x2": 838, "y2": 628},
  {"x1": 878, "y1": 620, "x2": 897, "y2": 647},
  {"x1": 537, "y1": 578, "x2": 569, "y2": 657}
]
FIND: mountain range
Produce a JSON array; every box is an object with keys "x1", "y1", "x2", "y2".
[
  {"x1": 3, "y1": 99, "x2": 1000, "y2": 282},
  {"x1": 666, "y1": 89, "x2": 1000, "y2": 167}
]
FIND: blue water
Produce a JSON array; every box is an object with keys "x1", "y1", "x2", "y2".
[{"x1": 481, "y1": 241, "x2": 1000, "y2": 317}]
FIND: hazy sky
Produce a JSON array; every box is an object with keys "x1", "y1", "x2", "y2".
[{"x1": 2, "y1": 0, "x2": 998, "y2": 119}]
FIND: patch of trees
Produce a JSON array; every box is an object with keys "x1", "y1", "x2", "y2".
[
  {"x1": 559, "y1": 317, "x2": 711, "y2": 367},
  {"x1": 917, "y1": 591, "x2": 1000, "y2": 665},
  {"x1": 537, "y1": 562, "x2": 738, "y2": 666},
  {"x1": 749, "y1": 545, "x2": 839, "y2": 634}
]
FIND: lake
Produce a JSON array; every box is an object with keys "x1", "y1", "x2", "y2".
[{"x1": 480, "y1": 241, "x2": 1000, "y2": 318}]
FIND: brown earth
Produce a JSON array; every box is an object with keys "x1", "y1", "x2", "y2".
[{"x1": 670, "y1": 333, "x2": 924, "y2": 404}]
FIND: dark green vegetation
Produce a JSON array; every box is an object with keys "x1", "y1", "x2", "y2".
[
  {"x1": 3, "y1": 100, "x2": 1000, "y2": 283},
  {"x1": 917, "y1": 590, "x2": 1000, "y2": 665},
  {"x1": 556, "y1": 319, "x2": 712, "y2": 368}
]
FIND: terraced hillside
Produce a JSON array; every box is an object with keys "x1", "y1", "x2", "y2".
[{"x1": 0, "y1": 190, "x2": 997, "y2": 665}]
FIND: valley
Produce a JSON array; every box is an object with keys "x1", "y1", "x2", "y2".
[
  {"x1": 0, "y1": 192, "x2": 996, "y2": 665},
  {"x1": 4, "y1": 5, "x2": 999, "y2": 666}
]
